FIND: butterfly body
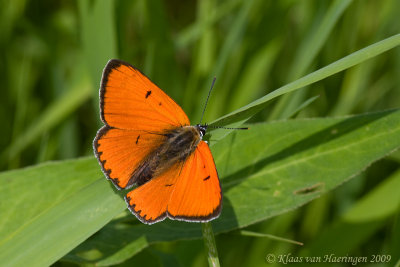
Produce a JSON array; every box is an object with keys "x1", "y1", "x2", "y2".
[
  {"x1": 131, "y1": 125, "x2": 205, "y2": 186},
  {"x1": 94, "y1": 59, "x2": 221, "y2": 224}
]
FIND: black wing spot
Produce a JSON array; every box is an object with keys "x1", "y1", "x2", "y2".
[
  {"x1": 165, "y1": 184, "x2": 174, "y2": 187},
  {"x1": 203, "y1": 175, "x2": 210, "y2": 181},
  {"x1": 159, "y1": 102, "x2": 162, "y2": 106},
  {"x1": 145, "y1": 90, "x2": 152, "y2": 98},
  {"x1": 136, "y1": 135, "x2": 140, "y2": 144},
  {"x1": 203, "y1": 165, "x2": 206, "y2": 169},
  {"x1": 113, "y1": 178, "x2": 120, "y2": 185}
]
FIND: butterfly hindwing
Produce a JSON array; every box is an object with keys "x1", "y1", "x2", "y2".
[
  {"x1": 125, "y1": 141, "x2": 222, "y2": 223},
  {"x1": 125, "y1": 164, "x2": 180, "y2": 224}
]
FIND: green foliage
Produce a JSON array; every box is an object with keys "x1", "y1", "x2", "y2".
[
  {"x1": 1, "y1": 110, "x2": 400, "y2": 266},
  {"x1": 1, "y1": 0, "x2": 399, "y2": 266}
]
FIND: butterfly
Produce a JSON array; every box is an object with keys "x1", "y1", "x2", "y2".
[{"x1": 93, "y1": 59, "x2": 222, "y2": 224}]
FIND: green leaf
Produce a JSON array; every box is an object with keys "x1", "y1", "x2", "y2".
[
  {"x1": 0, "y1": 158, "x2": 97, "y2": 239},
  {"x1": 300, "y1": 169, "x2": 400, "y2": 256},
  {"x1": 1, "y1": 109, "x2": 399, "y2": 266},
  {"x1": 0, "y1": 158, "x2": 124, "y2": 267},
  {"x1": 213, "y1": 109, "x2": 400, "y2": 229},
  {"x1": 208, "y1": 33, "x2": 400, "y2": 136}
]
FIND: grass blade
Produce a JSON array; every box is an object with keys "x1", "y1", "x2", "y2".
[{"x1": 209, "y1": 33, "x2": 400, "y2": 136}]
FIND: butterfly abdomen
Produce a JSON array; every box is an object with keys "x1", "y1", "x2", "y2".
[{"x1": 130, "y1": 126, "x2": 202, "y2": 186}]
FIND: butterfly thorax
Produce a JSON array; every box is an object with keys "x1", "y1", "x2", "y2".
[{"x1": 130, "y1": 125, "x2": 204, "y2": 186}]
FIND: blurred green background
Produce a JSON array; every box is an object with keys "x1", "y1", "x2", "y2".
[{"x1": 1, "y1": 0, "x2": 399, "y2": 266}]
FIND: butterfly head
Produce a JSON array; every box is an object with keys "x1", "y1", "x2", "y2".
[{"x1": 196, "y1": 124, "x2": 208, "y2": 138}]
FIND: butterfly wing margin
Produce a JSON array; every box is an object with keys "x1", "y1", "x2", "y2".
[
  {"x1": 167, "y1": 141, "x2": 222, "y2": 222},
  {"x1": 100, "y1": 59, "x2": 190, "y2": 131}
]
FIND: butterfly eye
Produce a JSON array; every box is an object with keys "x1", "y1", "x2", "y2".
[{"x1": 196, "y1": 124, "x2": 208, "y2": 137}]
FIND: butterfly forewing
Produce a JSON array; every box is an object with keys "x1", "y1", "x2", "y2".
[
  {"x1": 100, "y1": 59, "x2": 190, "y2": 131},
  {"x1": 95, "y1": 59, "x2": 190, "y2": 189}
]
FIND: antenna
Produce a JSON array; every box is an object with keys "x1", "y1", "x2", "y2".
[
  {"x1": 208, "y1": 125, "x2": 248, "y2": 130},
  {"x1": 199, "y1": 77, "x2": 248, "y2": 131},
  {"x1": 199, "y1": 77, "x2": 216, "y2": 124}
]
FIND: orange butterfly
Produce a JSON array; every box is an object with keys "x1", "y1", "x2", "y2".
[{"x1": 93, "y1": 59, "x2": 222, "y2": 224}]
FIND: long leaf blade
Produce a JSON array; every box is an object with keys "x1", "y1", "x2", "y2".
[{"x1": 1, "y1": 109, "x2": 399, "y2": 266}]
